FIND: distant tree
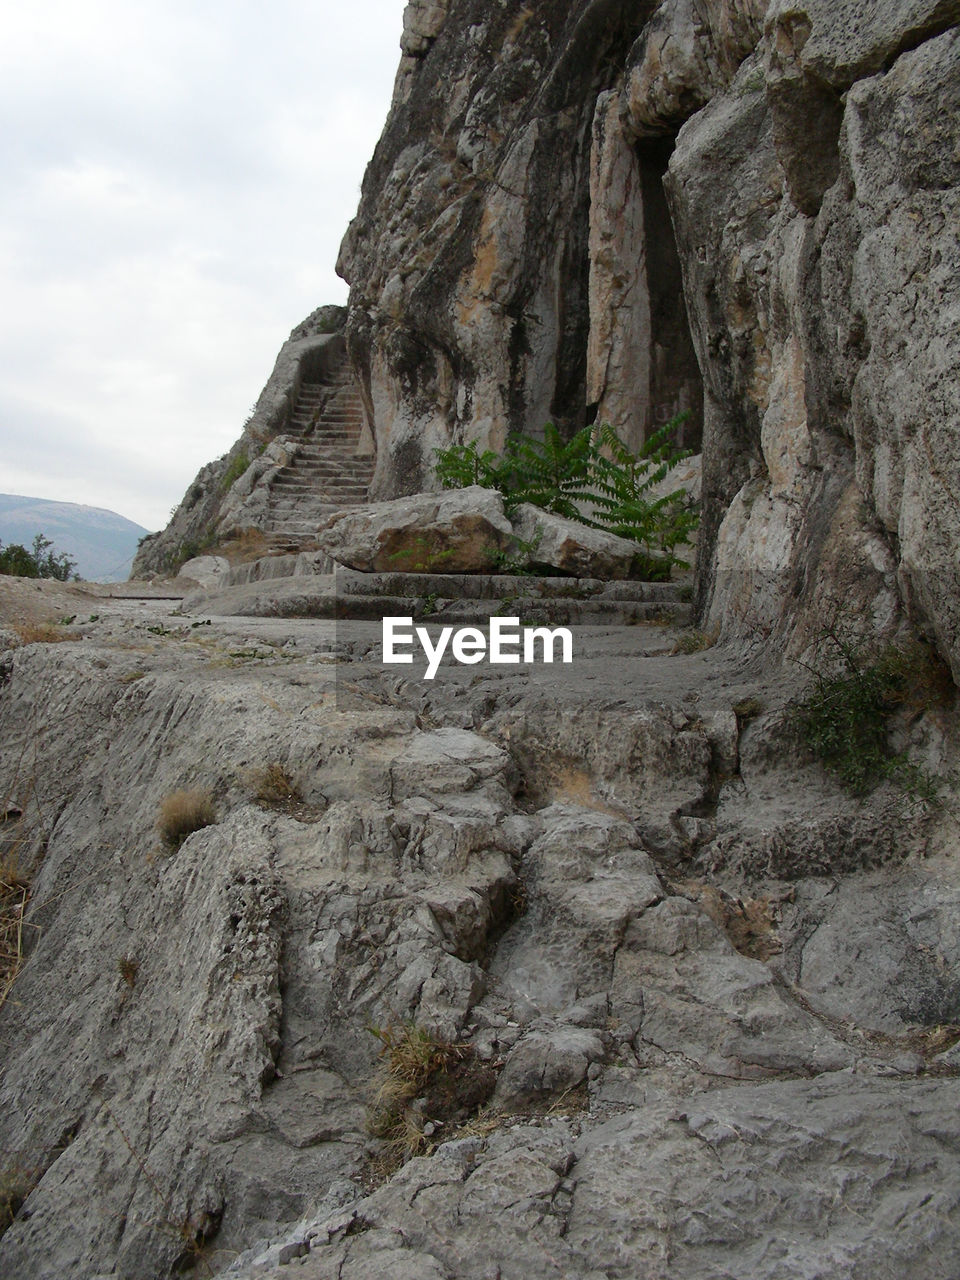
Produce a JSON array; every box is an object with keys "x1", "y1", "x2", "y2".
[{"x1": 0, "y1": 534, "x2": 78, "y2": 581}]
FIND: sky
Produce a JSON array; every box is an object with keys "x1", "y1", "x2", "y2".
[{"x1": 0, "y1": 0, "x2": 407, "y2": 532}]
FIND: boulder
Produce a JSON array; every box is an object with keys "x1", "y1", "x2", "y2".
[
  {"x1": 316, "y1": 486, "x2": 514, "y2": 573},
  {"x1": 512, "y1": 504, "x2": 673, "y2": 581},
  {"x1": 176, "y1": 555, "x2": 230, "y2": 588}
]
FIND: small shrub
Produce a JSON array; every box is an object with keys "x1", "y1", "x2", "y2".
[
  {"x1": 434, "y1": 440, "x2": 504, "y2": 490},
  {"x1": 789, "y1": 633, "x2": 952, "y2": 798},
  {"x1": 219, "y1": 450, "x2": 251, "y2": 494},
  {"x1": 672, "y1": 627, "x2": 718, "y2": 654},
  {"x1": 118, "y1": 955, "x2": 139, "y2": 987},
  {"x1": 732, "y1": 696, "x2": 764, "y2": 722},
  {"x1": 252, "y1": 763, "x2": 298, "y2": 805},
  {"x1": 366, "y1": 1023, "x2": 496, "y2": 1167},
  {"x1": 157, "y1": 789, "x2": 216, "y2": 848},
  {"x1": 434, "y1": 415, "x2": 698, "y2": 573}
]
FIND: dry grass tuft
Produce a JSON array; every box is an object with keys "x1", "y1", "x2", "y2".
[
  {"x1": 12, "y1": 622, "x2": 80, "y2": 645},
  {"x1": 216, "y1": 529, "x2": 276, "y2": 564},
  {"x1": 251, "y1": 762, "x2": 299, "y2": 805},
  {"x1": 366, "y1": 1023, "x2": 498, "y2": 1171},
  {"x1": 157, "y1": 789, "x2": 216, "y2": 849},
  {"x1": 672, "y1": 626, "x2": 719, "y2": 655},
  {"x1": 0, "y1": 851, "x2": 29, "y2": 1014},
  {"x1": 0, "y1": 1160, "x2": 39, "y2": 1239},
  {"x1": 118, "y1": 954, "x2": 140, "y2": 988}
]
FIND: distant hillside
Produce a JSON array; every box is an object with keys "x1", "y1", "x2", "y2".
[{"x1": 0, "y1": 494, "x2": 149, "y2": 582}]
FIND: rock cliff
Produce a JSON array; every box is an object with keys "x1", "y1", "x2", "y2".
[{"x1": 338, "y1": 0, "x2": 960, "y2": 676}]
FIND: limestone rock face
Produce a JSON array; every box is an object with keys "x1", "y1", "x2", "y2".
[
  {"x1": 337, "y1": 0, "x2": 703, "y2": 504},
  {"x1": 332, "y1": 0, "x2": 960, "y2": 677}
]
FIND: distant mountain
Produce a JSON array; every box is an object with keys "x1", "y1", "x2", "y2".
[{"x1": 0, "y1": 494, "x2": 149, "y2": 582}]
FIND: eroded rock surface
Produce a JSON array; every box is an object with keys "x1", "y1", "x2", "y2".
[{"x1": 0, "y1": 582, "x2": 957, "y2": 1279}]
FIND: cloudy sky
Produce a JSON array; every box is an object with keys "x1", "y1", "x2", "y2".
[{"x1": 1, "y1": 0, "x2": 406, "y2": 531}]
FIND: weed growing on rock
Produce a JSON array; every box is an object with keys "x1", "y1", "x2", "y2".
[
  {"x1": 732, "y1": 696, "x2": 765, "y2": 722},
  {"x1": 0, "y1": 1161, "x2": 38, "y2": 1240},
  {"x1": 790, "y1": 633, "x2": 952, "y2": 798},
  {"x1": 118, "y1": 955, "x2": 139, "y2": 988},
  {"x1": 251, "y1": 762, "x2": 298, "y2": 805},
  {"x1": 219, "y1": 449, "x2": 251, "y2": 494},
  {"x1": 157, "y1": 790, "x2": 216, "y2": 849},
  {"x1": 366, "y1": 1022, "x2": 498, "y2": 1169},
  {"x1": 672, "y1": 627, "x2": 718, "y2": 654},
  {"x1": 0, "y1": 852, "x2": 28, "y2": 1014},
  {"x1": 386, "y1": 534, "x2": 459, "y2": 573}
]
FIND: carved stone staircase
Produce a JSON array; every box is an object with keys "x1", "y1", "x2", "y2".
[{"x1": 258, "y1": 361, "x2": 373, "y2": 554}]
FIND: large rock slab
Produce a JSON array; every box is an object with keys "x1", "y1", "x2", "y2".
[
  {"x1": 512, "y1": 503, "x2": 673, "y2": 580},
  {"x1": 230, "y1": 1076, "x2": 960, "y2": 1280},
  {"x1": 316, "y1": 486, "x2": 514, "y2": 573}
]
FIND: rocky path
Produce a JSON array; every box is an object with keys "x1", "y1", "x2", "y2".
[{"x1": 0, "y1": 580, "x2": 958, "y2": 1279}]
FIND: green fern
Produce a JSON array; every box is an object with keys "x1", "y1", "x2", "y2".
[
  {"x1": 500, "y1": 423, "x2": 594, "y2": 518},
  {"x1": 583, "y1": 419, "x2": 698, "y2": 558},
  {"x1": 435, "y1": 414, "x2": 697, "y2": 569},
  {"x1": 434, "y1": 440, "x2": 504, "y2": 489}
]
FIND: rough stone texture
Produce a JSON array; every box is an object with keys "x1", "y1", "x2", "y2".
[
  {"x1": 622, "y1": 0, "x2": 767, "y2": 138},
  {"x1": 0, "y1": 581, "x2": 958, "y2": 1279},
  {"x1": 586, "y1": 88, "x2": 650, "y2": 449},
  {"x1": 657, "y1": 4, "x2": 960, "y2": 673},
  {"x1": 8, "y1": 2, "x2": 960, "y2": 1277},
  {"x1": 337, "y1": 1, "x2": 667, "y2": 501},
  {"x1": 178, "y1": 554, "x2": 231, "y2": 587},
  {"x1": 333, "y1": 0, "x2": 960, "y2": 677},
  {"x1": 512, "y1": 503, "x2": 674, "y2": 580},
  {"x1": 230, "y1": 1077, "x2": 960, "y2": 1280},
  {"x1": 315, "y1": 486, "x2": 515, "y2": 573}
]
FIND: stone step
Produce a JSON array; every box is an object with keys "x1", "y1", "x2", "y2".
[
  {"x1": 296, "y1": 445, "x2": 365, "y2": 456},
  {"x1": 332, "y1": 569, "x2": 691, "y2": 604},
  {"x1": 275, "y1": 461, "x2": 371, "y2": 474},
  {"x1": 275, "y1": 467, "x2": 372, "y2": 481},
  {"x1": 271, "y1": 477, "x2": 370, "y2": 490},
  {"x1": 281, "y1": 466, "x2": 372, "y2": 478},
  {"x1": 294, "y1": 458, "x2": 364, "y2": 468},
  {"x1": 262, "y1": 359, "x2": 372, "y2": 544},
  {"x1": 239, "y1": 590, "x2": 691, "y2": 627}
]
